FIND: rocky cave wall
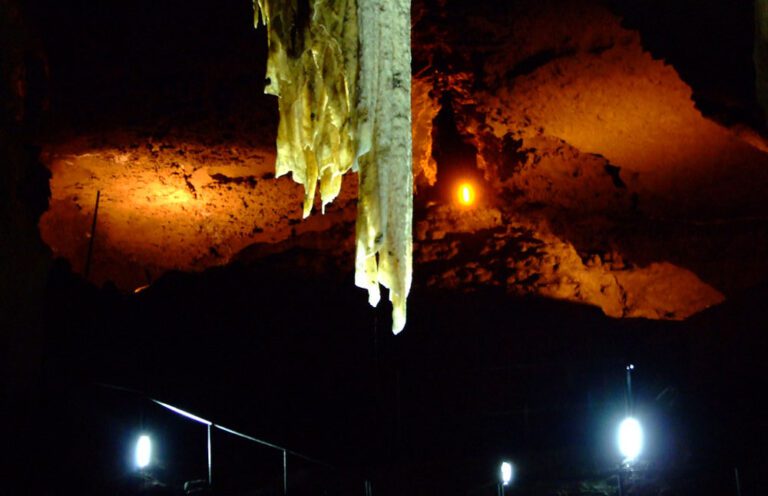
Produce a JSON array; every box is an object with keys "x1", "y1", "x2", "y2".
[
  {"x1": 1, "y1": 0, "x2": 53, "y2": 490},
  {"x1": 33, "y1": 0, "x2": 768, "y2": 320}
]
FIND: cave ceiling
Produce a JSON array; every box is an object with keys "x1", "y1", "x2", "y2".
[{"x1": 37, "y1": 0, "x2": 768, "y2": 321}]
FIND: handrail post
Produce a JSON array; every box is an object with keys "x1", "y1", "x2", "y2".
[
  {"x1": 282, "y1": 449, "x2": 288, "y2": 495},
  {"x1": 207, "y1": 424, "x2": 213, "y2": 487}
]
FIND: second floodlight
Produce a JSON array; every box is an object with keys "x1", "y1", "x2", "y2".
[
  {"x1": 500, "y1": 461, "x2": 513, "y2": 485},
  {"x1": 618, "y1": 417, "x2": 643, "y2": 462},
  {"x1": 135, "y1": 435, "x2": 152, "y2": 469}
]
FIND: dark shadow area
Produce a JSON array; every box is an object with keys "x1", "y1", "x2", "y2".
[
  {"x1": 24, "y1": 0, "x2": 275, "y2": 138},
  {"x1": 35, "y1": 250, "x2": 768, "y2": 495},
  {"x1": 430, "y1": 93, "x2": 485, "y2": 205},
  {"x1": 606, "y1": 0, "x2": 761, "y2": 128}
]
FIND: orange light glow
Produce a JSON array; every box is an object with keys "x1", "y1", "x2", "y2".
[{"x1": 457, "y1": 182, "x2": 476, "y2": 206}]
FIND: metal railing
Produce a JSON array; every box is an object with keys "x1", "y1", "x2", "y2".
[{"x1": 98, "y1": 383, "x2": 370, "y2": 495}]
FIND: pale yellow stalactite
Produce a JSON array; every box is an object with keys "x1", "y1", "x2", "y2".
[
  {"x1": 255, "y1": 0, "x2": 359, "y2": 217},
  {"x1": 255, "y1": 0, "x2": 413, "y2": 333}
]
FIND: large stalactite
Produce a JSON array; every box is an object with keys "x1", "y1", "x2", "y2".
[{"x1": 254, "y1": 0, "x2": 413, "y2": 333}]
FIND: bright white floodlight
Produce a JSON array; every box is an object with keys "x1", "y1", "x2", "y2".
[
  {"x1": 500, "y1": 461, "x2": 513, "y2": 485},
  {"x1": 618, "y1": 417, "x2": 643, "y2": 462},
  {"x1": 135, "y1": 435, "x2": 152, "y2": 468}
]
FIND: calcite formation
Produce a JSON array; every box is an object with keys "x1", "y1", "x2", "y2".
[{"x1": 255, "y1": 0, "x2": 413, "y2": 333}]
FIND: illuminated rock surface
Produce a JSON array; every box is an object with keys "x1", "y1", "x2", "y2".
[
  {"x1": 39, "y1": 0, "x2": 768, "y2": 321},
  {"x1": 40, "y1": 133, "x2": 357, "y2": 290}
]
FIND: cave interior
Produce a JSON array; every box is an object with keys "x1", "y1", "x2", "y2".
[{"x1": 3, "y1": 0, "x2": 768, "y2": 494}]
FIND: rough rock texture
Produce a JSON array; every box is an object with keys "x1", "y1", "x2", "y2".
[
  {"x1": 39, "y1": 132, "x2": 357, "y2": 290},
  {"x1": 412, "y1": 75, "x2": 439, "y2": 189},
  {"x1": 38, "y1": 0, "x2": 768, "y2": 321},
  {"x1": 415, "y1": 205, "x2": 722, "y2": 320},
  {"x1": 407, "y1": 0, "x2": 768, "y2": 317}
]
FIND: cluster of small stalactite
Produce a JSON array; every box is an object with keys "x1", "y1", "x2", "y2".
[{"x1": 255, "y1": 0, "x2": 412, "y2": 333}]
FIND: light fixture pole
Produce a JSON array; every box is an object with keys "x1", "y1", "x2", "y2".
[{"x1": 625, "y1": 364, "x2": 634, "y2": 416}]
